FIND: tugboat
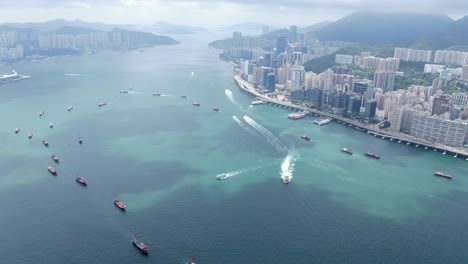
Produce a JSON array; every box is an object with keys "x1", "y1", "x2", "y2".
[
  {"x1": 114, "y1": 199, "x2": 126, "y2": 210},
  {"x1": 153, "y1": 93, "x2": 161, "y2": 96},
  {"x1": 132, "y1": 235, "x2": 149, "y2": 255},
  {"x1": 181, "y1": 95, "x2": 187, "y2": 98},
  {"x1": 49, "y1": 122, "x2": 54, "y2": 128},
  {"x1": 68, "y1": 105, "x2": 74, "y2": 112},
  {"x1": 434, "y1": 171, "x2": 452, "y2": 180},
  {"x1": 28, "y1": 132, "x2": 33, "y2": 139},
  {"x1": 78, "y1": 137, "x2": 83, "y2": 144},
  {"x1": 341, "y1": 148, "x2": 353, "y2": 155},
  {"x1": 189, "y1": 256, "x2": 196, "y2": 264},
  {"x1": 212, "y1": 107, "x2": 219, "y2": 111},
  {"x1": 39, "y1": 111, "x2": 44, "y2": 117},
  {"x1": 48, "y1": 166, "x2": 57, "y2": 175},
  {"x1": 300, "y1": 135, "x2": 310, "y2": 141},
  {"x1": 192, "y1": 102, "x2": 200, "y2": 106},
  {"x1": 98, "y1": 102, "x2": 108, "y2": 107},
  {"x1": 15, "y1": 128, "x2": 20, "y2": 134},
  {"x1": 42, "y1": 139, "x2": 49, "y2": 147},
  {"x1": 76, "y1": 175, "x2": 87, "y2": 186},
  {"x1": 51, "y1": 154, "x2": 59, "y2": 163},
  {"x1": 365, "y1": 152, "x2": 380, "y2": 159}
]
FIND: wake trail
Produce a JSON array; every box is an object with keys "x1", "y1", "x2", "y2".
[
  {"x1": 280, "y1": 153, "x2": 296, "y2": 182},
  {"x1": 232, "y1": 116, "x2": 256, "y2": 135},
  {"x1": 243, "y1": 115, "x2": 288, "y2": 153},
  {"x1": 216, "y1": 162, "x2": 275, "y2": 180},
  {"x1": 225, "y1": 89, "x2": 242, "y2": 108},
  {"x1": 64, "y1": 73, "x2": 86, "y2": 77}
]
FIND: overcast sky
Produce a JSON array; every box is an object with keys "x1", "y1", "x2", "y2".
[{"x1": 0, "y1": 0, "x2": 467, "y2": 27}]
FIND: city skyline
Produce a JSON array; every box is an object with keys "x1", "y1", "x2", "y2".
[{"x1": 1, "y1": 0, "x2": 468, "y2": 28}]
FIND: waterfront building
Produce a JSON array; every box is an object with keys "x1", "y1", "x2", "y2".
[
  {"x1": 290, "y1": 88, "x2": 304, "y2": 101},
  {"x1": 304, "y1": 88, "x2": 322, "y2": 106},
  {"x1": 353, "y1": 80, "x2": 372, "y2": 95},
  {"x1": 431, "y1": 95, "x2": 451, "y2": 116},
  {"x1": 361, "y1": 52, "x2": 371, "y2": 58},
  {"x1": 410, "y1": 114, "x2": 468, "y2": 147},
  {"x1": 266, "y1": 73, "x2": 276, "y2": 92},
  {"x1": 233, "y1": 31, "x2": 243, "y2": 48},
  {"x1": 291, "y1": 66, "x2": 305, "y2": 90},
  {"x1": 348, "y1": 96, "x2": 361, "y2": 116},
  {"x1": 364, "y1": 100, "x2": 377, "y2": 120}
]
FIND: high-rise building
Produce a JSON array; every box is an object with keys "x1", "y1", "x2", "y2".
[
  {"x1": 431, "y1": 95, "x2": 450, "y2": 116},
  {"x1": 347, "y1": 96, "x2": 361, "y2": 116},
  {"x1": 232, "y1": 31, "x2": 243, "y2": 48},
  {"x1": 353, "y1": 80, "x2": 372, "y2": 94},
  {"x1": 424, "y1": 64, "x2": 444, "y2": 73},
  {"x1": 462, "y1": 65, "x2": 468, "y2": 81},
  {"x1": 266, "y1": 73, "x2": 276, "y2": 92},
  {"x1": 361, "y1": 52, "x2": 371, "y2": 58},
  {"x1": 451, "y1": 93, "x2": 468, "y2": 107},
  {"x1": 291, "y1": 67, "x2": 304, "y2": 90},
  {"x1": 335, "y1": 54, "x2": 354, "y2": 65},
  {"x1": 410, "y1": 114, "x2": 468, "y2": 147},
  {"x1": 275, "y1": 37, "x2": 287, "y2": 56},
  {"x1": 434, "y1": 50, "x2": 468, "y2": 66},
  {"x1": 290, "y1": 88, "x2": 304, "y2": 101},
  {"x1": 394, "y1": 48, "x2": 432, "y2": 62},
  {"x1": 374, "y1": 71, "x2": 395, "y2": 92},
  {"x1": 304, "y1": 88, "x2": 322, "y2": 106},
  {"x1": 364, "y1": 100, "x2": 377, "y2": 120},
  {"x1": 289, "y1": 25, "x2": 298, "y2": 43}
]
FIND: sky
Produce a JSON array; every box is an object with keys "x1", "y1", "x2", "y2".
[{"x1": 0, "y1": 0, "x2": 467, "y2": 28}]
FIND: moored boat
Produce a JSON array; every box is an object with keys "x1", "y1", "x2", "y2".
[
  {"x1": 365, "y1": 152, "x2": 380, "y2": 159},
  {"x1": 313, "y1": 117, "x2": 332, "y2": 125},
  {"x1": 48, "y1": 166, "x2": 57, "y2": 175},
  {"x1": 250, "y1": 100, "x2": 264, "y2": 105},
  {"x1": 15, "y1": 128, "x2": 20, "y2": 134},
  {"x1": 434, "y1": 171, "x2": 452, "y2": 179},
  {"x1": 300, "y1": 135, "x2": 310, "y2": 141},
  {"x1": 192, "y1": 102, "x2": 200, "y2": 106},
  {"x1": 288, "y1": 111, "x2": 309, "y2": 120},
  {"x1": 76, "y1": 176, "x2": 87, "y2": 186},
  {"x1": 51, "y1": 154, "x2": 59, "y2": 163},
  {"x1": 132, "y1": 235, "x2": 149, "y2": 254},
  {"x1": 341, "y1": 148, "x2": 353, "y2": 155},
  {"x1": 114, "y1": 199, "x2": 126, "y2": 210},
  {"x1": 42, "y1": 139, "x2": 49, "y2": 147},
  {"x1": 28, "y1": 132, "x2": 33, "y2": 139}
]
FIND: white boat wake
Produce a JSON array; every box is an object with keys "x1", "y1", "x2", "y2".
[
  {"x1": 280, "y1": 153, "x2": 296, "y2": 182},
  {"x1": 232, "y1": 116, "x2": 255, "y2": 134},
  {"x1": 216, "y1": 163, "x2": 273, "y2": 180},
  {"x1": 225, "y1": 89, "x2": 241, "y2": 107},
  {"x1": 64, "y1": 73, "x2": 86, "y2": 77},
  {"x1": 243, "y1": 115, "x2": 288, "y2": 153},
  {"x1": 127, "y1": 91, "x2": 143, "y2": 94}
]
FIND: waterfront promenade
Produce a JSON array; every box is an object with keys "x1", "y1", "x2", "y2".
[{"x1": 234, "y1": 74, "x2": 468, "y2": 159}]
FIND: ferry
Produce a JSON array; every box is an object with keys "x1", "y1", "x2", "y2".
[
  {"x1": 153, "y1": 93, "x2": 161, "y2": 96},
  {"x1": 48, "y1": 166, "x2": 57, "y2": 175},
  {"x1": 98, "y1": 102, "x2": 108, "y2": 107},
  {"x1": 282, "y1": 175, "x2": 291, "y2": 184},
  {"x1": 78, "y1": 137, "x2": 83, "y2": 144},
  {"x1": 192, "y1": 102, "x2": 200, "y2": 106},
  {"x1": 288, "y1": 111, "x2": 309, "y2": 120},
  {"x1": 49, "y1": 122, "x2": 54, "y2": 128},
  {"x1": 132, "y1": 235, "x2": 149, "y2": 254},
  {"x1": 434, "y1": 171, "x2": 452, "y2": 180},
  {"x1": 0, "y1": 70, "x2": 17, "y2": 81},
  {"x1": 189, "y1": 257, "x2": 196, "y2": 264},
  {"x1": 15, "y1": 128, "x2": 20, "y2": 134},
  {"x1": 341, "y1": 148, "x2": 353, "y2": 155},
  {"x1": 28, "y1": 132, "x2": 33, "y2": 139},
  {"x1": 300, "y1": 135, "x2": 310, "y2": 141},
  {"x1": 313, "y1": 117, "x2": 332, "y2": 125},
  {"x1": 365, "y1": 152, "x2": 380, "y2": 159},
  {"x1": 39, "y1": 111, "x2": 45, "y2": 117},
  {"x1": 68, "y1": 106, "x2": 74, "y2": 112},
  {"x1": 212, "y1": 107, "x2": 219, "y2": 111},
  {"x1": 76, "y1": 176, "x2": 87, "y2": 186},
  {"x1": 114, "y1": 199, "x2": 126, "y2": 210},
  {"x1": 51, "y1": 154, "x2": 59, "y2": 163},
  {"x1": 42, "y1": 139, "x2": 49, "y2": 147},
  {"x1": 250, "y1": 100, "x2": 265, "y2": 106}
]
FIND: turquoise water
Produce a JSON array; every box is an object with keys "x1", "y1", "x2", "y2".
[{"x1": 1, "y1": 33, "x2": 468, "y2": 264}]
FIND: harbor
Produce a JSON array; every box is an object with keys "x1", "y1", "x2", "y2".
[{"x1": 234, "y1": 74, "x2": 468, "y2": 160}]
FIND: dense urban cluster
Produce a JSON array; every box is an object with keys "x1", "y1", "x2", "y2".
[{"x1": 220, "y1": 26, "x2": 468, "y2": 149}]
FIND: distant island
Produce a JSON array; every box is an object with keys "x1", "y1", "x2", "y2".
[{"x1": 0, "y1": 20, "x2": 180, "y2": 63}]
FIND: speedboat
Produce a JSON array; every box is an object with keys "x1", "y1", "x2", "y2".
[
  {"x1": 15, "y1": 128, "x2": 20, "y2": 134},
  {"x1": 76, "y1": 176, "x2": 87, "y2": 186},
  {"x1": 78, "y1": 137, "x2": 83, "y2": 144},
  {"x1": 189, "y1": 257, "x2": 196, "y2": 264},
  {"x1": 153, "y1": 93, "x2": 161, "y2": 96},
  {"x1": 120, "y1": 90, "x2": 129, "y2": 93},
  {"x1": 49, "y1": 122, "x2": 53, "y2": 128},
  {"x1": 341, "y1": 148, "x2": 353, "y2": 155},
  {"x1": 28, "y1": 132, "x2": 33, "y2": 139},
  {"x1": 192, "y1": 102, "x2": 200, "y2": 106},
  {"x1": 114, "y1": 199, "x2": 126, "y2": 210},
  {"x1": 68, "y1": 105, "x2": 74, "y2": 111},
  {"x1": 48, "y1": 166, "x2": 57, "y2": 175},
  {"x1": 365, "y1": 152, "x2": 380, "y2": 159},
  {"x1": 98, "y1": 102, "x2": 108, "y2": 107},
  {"x1": 51, "y1": 154, "x2": 59, "y2": 163},
  {"x1": 216, "y1": 174, "x2": 226, "y2": 180},
  {"x1": 300, "y1": 135, "x2": 310, "y2": 141},
  {"x1": 42, "y1": 139, "x2": 49, "y2": 147},
  {"x1": 434, "y1": 171, "x2": 452, "y2": 179},
  {"x1": 132, "y1": 235, "x2": 149, "y2": 254},
  {"x1": 39, "y1": 111, "x2": 44, "y2": 117},
  {"x1": 212, "y1": 107, "x2": 219, "y2": 111},
  {"x1": 282, "y1": 175, "x2": 291, "y2": 184}
]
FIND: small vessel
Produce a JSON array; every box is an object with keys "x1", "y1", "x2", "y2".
[
  {"x1": 49, "y1": 122, "x2": 53, "y2": 128},
  {"x1": 15, "y1": 128, "x2": 20, "y2": 134},
  {"x1": 365, "y1": 152, "x2": 380, "y2": 159},
  {"x1": 288, "y1": 111, "x2": 309, "y2": 120},
  {"x1": 28, "y1": 132, "x2": 33, "y2": 139},
  {"x1": 212, "y1": 107, "x2": 219, "y2": 111},
  {"x1": 120, "y1": 90, "x2": 129, "y2": 93},
  {"x1": 42, "y1": 139, "x2": 49, "y2": 147},
  {"x1": 216, "y1": 173, "x2": 226, "y2": 180},
  {"x1": 341, "y1": 148, "x2": 353, "y2": 155},
  {"x1": 98, "y1": 102, "x2": 108, "y2": 107},
  {"x1": 51, "y1": 154, "x2": 59, "y2": 163},
  {"x1": 250, "y1": 100, "x2": 264, "y2": 105},
  {"x1": 354, "y1": 127, "x2": 366, "y2": 132},
  {"x1": 192, "y1": 102, "x2": 200, "y2": 106},
  {"x1": 68, "y1": 105, "x2": 74, "y2": 112},
  {"x1": 434, "y1": 171, "x2": 452, "y2": 180},
  {"x1": 189, "y1": 256, "x2": 196, "y2": 264},
  {"x1": 39, "y1": 111, "x2": 44, "y2": 117},
  {"x1": 282, "y1": 175, "x2": 291, "y2": 184},
  {"x1": 114, "y1": 199, "x2": 126, "y2": 210},
  {"x1": 48, "y1": 166, "x2": 57, "y2": 175},
  {"x1": 132, "y1": 235, "x2": 149, "y2": 254},
  {"x1": 76, "y1": 175, "x2": 87, "y2": 186},
  {"x1": 313, "y1": 117, "x2": 332, "y2": 125},
  {"x1": 153, "y1": 93, "x2": 161, "y2": 96},
  {"x1": 78, "y1": 137, "x2": 83, "y2": 144},
  {"x1": 300, "y1": 135, "x2": 310, "y2": 141},
  {"x1": 181, "y1": 95, "x2": 187, "y2": 98}
]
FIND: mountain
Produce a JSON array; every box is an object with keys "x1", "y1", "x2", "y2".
[
  {"x1": 2, "y1": 19, "x2": 117, "y2": 32},
  {"x1": 223, "y1": 21, "x2": 269, "y2": 33},
  {"x1": 413, "y1": 15, "x2": 468, "y2": 49},
  {"x1": 110, "y1": 28, "x2": 179, "y2": 46},
  {"x1": 314, "y1": 12, "x2": 454, "y2": 44},
  {"x1": 153, "y1": 21, "x2": 204, "y2": 34},
  {"x1": 299, "y1": 21, "x2": 332, "y2": 33},
  {"x1": 262, "y1": 28, "x2": 290, "y2": 39}
]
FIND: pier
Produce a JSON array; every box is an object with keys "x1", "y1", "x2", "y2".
[{"x1": 234, "y1": 75, "x2": 468, "y2": 160}]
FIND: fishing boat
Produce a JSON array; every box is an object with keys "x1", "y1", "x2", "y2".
[
  {"x1": 76, "y1": 175, "x2": 87, "y2": 186},
  {"x1": 42, "y1": 139, "x2": 49, "y2": 147},
  {"x1": 48, "y1": 166, "x2": 57, "y2": 175},
  {"x1": 132, "y1": 235, "x2": 149, "y2": 254},
  {"x1": 114, "y1": 199, "x2": 126, "y2": 210},
  {"x1": 15, "y1": 128, "x2": 20, "y2": 134},
  {"x1": 51, "y1": 154, "x2": 59, "y2": 163}
]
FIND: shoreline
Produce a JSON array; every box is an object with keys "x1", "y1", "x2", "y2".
[{"x1": 233, "y1": 74, "x2": 468, "y2": 160}]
